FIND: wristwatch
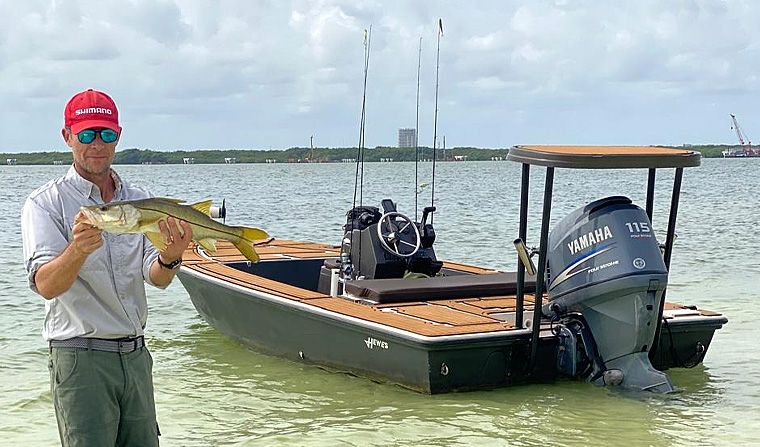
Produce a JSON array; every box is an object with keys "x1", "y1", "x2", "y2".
[{"x1": 157, "y1": 256, "x2": 182, "y2": 270}]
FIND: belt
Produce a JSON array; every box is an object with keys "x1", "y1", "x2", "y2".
[{"x1": 49, "y1": 335, "x2": 145, "y2": 354}]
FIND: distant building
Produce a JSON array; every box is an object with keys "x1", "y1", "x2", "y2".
[
  {"x1": 183, "y1": 157, "x2": 195, "y2": 164},
  {"x1": 224, "y1": 157, "x2": 236, "y2": 164},
  {"x1": 6, "y1": 158, "x2": 17, "y2": 165},
  {"x1": 398, "y1": 128, "x2": 417, "y2": 148}
]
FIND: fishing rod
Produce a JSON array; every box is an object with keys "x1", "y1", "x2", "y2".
[
  {"x1": 414, "y1": 36, "x2": 422, "y2": 222},
  {"x1": 353, "y1": 26, "x2": 371, "y2": 213},
  {"x1": 347, "y1": 26, "x2": 372, "y2": 280},
  {"x1": 430, "y1": 19, "x2": 443, "y2": 224}
]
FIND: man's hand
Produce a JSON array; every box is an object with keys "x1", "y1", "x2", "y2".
[
  {"x1": 157, "y1": 217, "x2": 193, "y2": 264},
  {"x1": 70, "y1": 212, "x2": 103, "y2": 256}
]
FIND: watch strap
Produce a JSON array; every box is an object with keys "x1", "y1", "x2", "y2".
[{"x1": 157, "y1": 256, "x2": 182, "y2": 269}]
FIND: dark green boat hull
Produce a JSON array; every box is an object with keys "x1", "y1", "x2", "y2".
[{"x1": 177, "y1": 268, "x2": 724, "y2": 393}]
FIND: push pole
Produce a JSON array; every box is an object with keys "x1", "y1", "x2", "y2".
[
  {"x1": 515, "y1": 163, "x2": 530, "y2": 329},
  {"x1": 650, "y1": 167, "x2": 683, "y2": 363},
  {"x1": 645, "y1": 168, "x2": 656, "y2": 223},
  {"x1": 529, "y1": 167, "x2": 554, "y2": 372}
]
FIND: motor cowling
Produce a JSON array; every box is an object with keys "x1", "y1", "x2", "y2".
[{"x1": 546, "y1": 196, "x2": 673, "y2": 392}]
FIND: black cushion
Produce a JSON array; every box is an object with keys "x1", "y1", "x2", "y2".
[{"x1": 344, "y1": 272, "x2": 537, "y2": 303}]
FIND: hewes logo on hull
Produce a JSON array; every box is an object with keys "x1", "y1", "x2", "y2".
[
  {"x1": 364, "y1": 336, "x2": 389, "y2": 350},
  {"x1": 567, "y1": 225, "x2": 614, "y2": 255}
]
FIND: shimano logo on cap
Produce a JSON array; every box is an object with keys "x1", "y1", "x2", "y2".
[{"x1": 75, "y1": 108, "x2": 113, "y2": 115}]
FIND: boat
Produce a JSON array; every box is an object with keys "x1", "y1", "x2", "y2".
[
  {"x1": 725, "y1": 114, "x2": 760, "y2": 157},
  {"x1": 176, "y1": 145, "x2": 727, "y2": 394},
  {"x1": 721, "y1": 146, "x2": 759, "y2": 157}
]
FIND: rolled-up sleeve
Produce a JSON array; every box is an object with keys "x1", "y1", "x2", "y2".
[{"x1": 21, "y1": 198, "x2": 68, "y2": 294}]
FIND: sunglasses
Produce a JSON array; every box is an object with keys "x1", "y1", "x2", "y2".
[{"x1": 76, "y1": 128, "x2": 119, "y2": 144}]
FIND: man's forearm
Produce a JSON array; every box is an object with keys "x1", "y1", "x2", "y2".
[
  {"x1": 34, "y1": 244, "x2": 89, "y2": 300},
  {"x1": 149, "y1": 255, "x2": 180, "y2": 288},
  {"x1": 148, "y1": 218, "x2": 191, "y2": 288}
]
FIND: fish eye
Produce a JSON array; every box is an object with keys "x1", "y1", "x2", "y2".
[{"x1": 99, "y1": 205, "x2": 108, "y2": 211}]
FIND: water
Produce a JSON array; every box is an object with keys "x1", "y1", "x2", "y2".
[{"x1": 1, "y1": 159, "x2": 758, "y2": 446}]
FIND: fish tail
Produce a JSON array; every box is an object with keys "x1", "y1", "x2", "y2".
[
  {"x1": 233, "y1": 227, "x2": 269, "y2": 263},
  {"x1": 239, "y1": 227, "x2": 269, "y2": 241}
]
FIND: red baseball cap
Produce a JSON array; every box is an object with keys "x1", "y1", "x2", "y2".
[{"x1": 64, "y1": 89, "x2": 120, "y2": 134}]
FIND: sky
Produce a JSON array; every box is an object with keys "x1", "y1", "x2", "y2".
[{"x1": 2, "y1": 0, "x2": 760, "y2": 153}]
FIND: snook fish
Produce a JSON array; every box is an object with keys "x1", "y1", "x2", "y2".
[{"x1": 76, "y1": 198, "x2": 268, "y2": 262}]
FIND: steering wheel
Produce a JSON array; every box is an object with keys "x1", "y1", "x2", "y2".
[{"x1": 376, "y1": 212, "x2": 421, "y2": 258}]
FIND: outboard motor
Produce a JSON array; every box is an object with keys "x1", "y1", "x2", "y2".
[{"x1": 546, "y1": 196, "x2": 674, "y2": 393}]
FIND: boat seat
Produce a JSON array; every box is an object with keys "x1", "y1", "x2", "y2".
[{"x1": 344, "y1": 272, "x2": 537, "y2": 303}]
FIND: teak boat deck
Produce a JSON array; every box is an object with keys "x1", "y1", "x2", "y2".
[{"x1": 182, "y1": 239, "x2": 716, "y2": 338}]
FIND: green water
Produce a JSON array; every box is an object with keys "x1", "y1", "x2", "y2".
[{"x1": 2, "y1": 160, "x2": 758, "y2": 446}]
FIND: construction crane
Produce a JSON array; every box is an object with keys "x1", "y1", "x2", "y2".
[{"x1": 730, "y1": 114, "x2": 757, "y2": 156}]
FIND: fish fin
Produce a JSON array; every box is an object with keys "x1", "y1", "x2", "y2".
[
  {"x1": 232, "y1": 227, "x2": 269, "y2": 263},
  {"x1": 145, "y1": 231, "x2": 168, "y2": 251},
  {"x1": 233, "y1": 239, "x2": 260, "y2": 263},
  {"x1": 197, "y1": 238, "x2": 217, "y2": 252},
  {"x1": 190, "y1": 200, "x2": 213, "y2": 216}
]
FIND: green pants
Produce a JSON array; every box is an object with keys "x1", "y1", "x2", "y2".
[{"x1": 49, "y1": 345, "x2": 159, "y2": 447}]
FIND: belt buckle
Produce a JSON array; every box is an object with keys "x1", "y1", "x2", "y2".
[{"x1": 118, "y1": 339, "x2": 132, "y2": 354}]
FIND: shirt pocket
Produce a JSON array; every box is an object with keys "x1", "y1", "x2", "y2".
[
  {"x1": 80, "y1": 246, "x2": 108, "y2": 273},
  {"x1": 78, "y1": 246, "x2": 110, "y2": 291}
]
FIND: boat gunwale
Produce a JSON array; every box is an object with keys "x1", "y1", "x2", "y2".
[{"x1": 178, "y1": 264, "x2": 535, "y2": 346}]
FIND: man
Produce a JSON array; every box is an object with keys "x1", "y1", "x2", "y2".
[{"x1": 21, "y1": 89, "x2": 192, "y2": 447}]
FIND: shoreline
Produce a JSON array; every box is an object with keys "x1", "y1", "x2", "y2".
[{"x1": 0, "y1": 144, "x2": 746, "y2": 165}]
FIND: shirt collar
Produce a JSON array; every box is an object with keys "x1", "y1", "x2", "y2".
[{"x1": 64, "y1": 164, "x2": 123, "y2": 202}]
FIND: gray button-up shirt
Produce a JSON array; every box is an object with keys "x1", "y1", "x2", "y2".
[{"x1": 21, "y1": 165, "x2": 161, "y2": 341}]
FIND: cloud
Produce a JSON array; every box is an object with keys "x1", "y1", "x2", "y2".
[{"x1": 1, "y1": 0, "x2": 760, "y2": 152}]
